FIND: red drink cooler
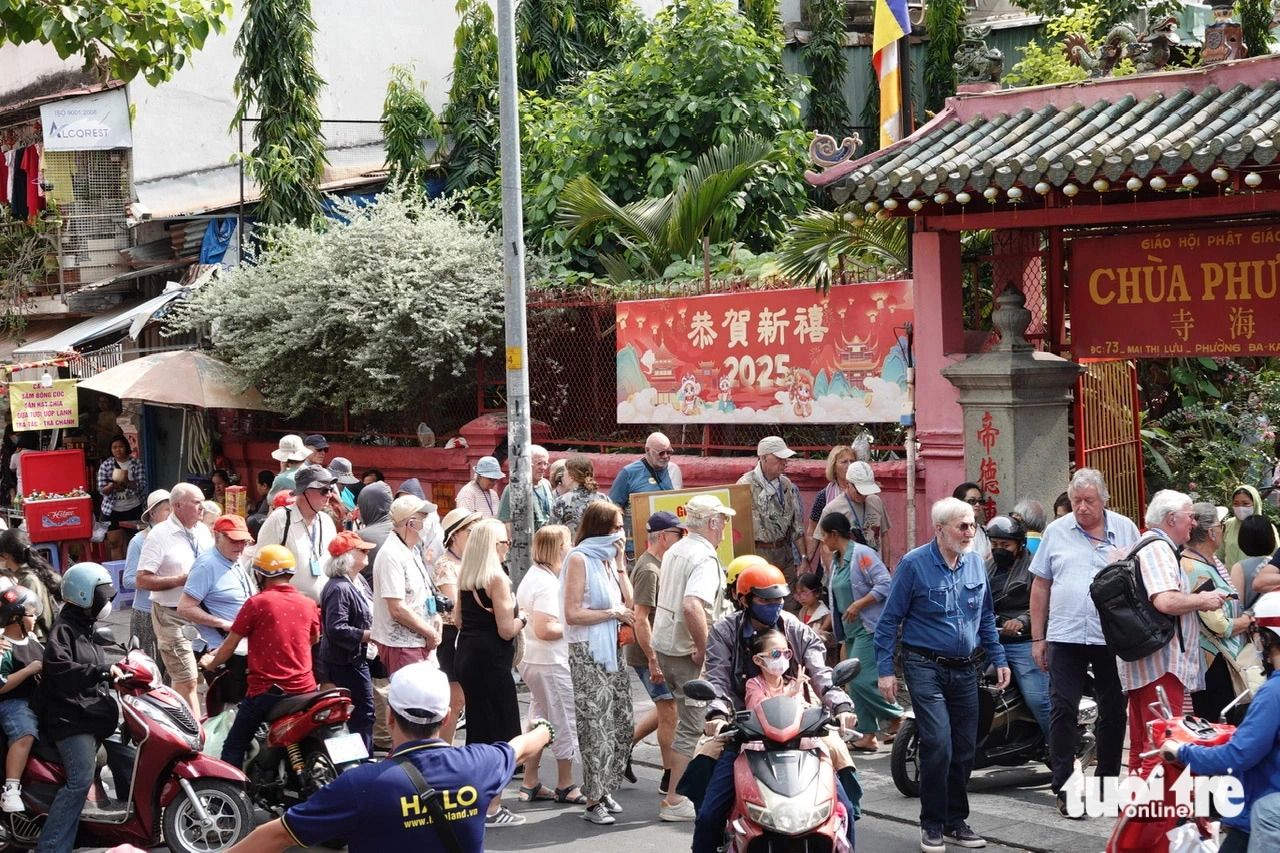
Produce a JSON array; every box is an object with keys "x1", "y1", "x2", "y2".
[{"x1": 20, "y1": 450, "x2": 93, "y2": 543}]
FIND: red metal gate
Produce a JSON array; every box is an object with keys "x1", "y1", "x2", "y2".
[{"x1": 1075, "y1": 360, "x2": 1145, "y2": 524}]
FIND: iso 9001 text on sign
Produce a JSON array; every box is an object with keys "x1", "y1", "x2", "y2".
[
  {"x1": 1070, "y1": 224, "x2": 1280, "y2": 359},
  {"x1": 615, "y1": 281, "x2": 913, "y2": 424}
]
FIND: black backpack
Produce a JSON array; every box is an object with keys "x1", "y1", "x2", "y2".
[{"x1": 1089, "y1": 534, "x2": 1184, "y2": 662}]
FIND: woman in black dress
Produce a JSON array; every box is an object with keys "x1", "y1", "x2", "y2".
[{"x1": 455, "y1": 517, "x2": 526, "y2": 827}]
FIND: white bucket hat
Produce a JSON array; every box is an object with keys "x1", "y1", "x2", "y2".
[{"x1": 271, "y1": 434, "x2": 311, "y2": 463}]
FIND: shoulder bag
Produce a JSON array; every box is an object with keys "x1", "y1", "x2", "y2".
[{"x1": 392, "y1": 752, "x2": 464, "y2": 853}]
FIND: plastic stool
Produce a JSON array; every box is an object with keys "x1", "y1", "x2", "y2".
[
  {"x1": 31, "y1": 543, "x2": 59, "y2": 573},
  {"x1": 60, "y1": 539, "x2": 108, "y2": 570}
]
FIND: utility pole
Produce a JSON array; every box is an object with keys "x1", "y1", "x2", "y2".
[{"x1": 495, "y1": 0, "x2": 532, "y2": 587}]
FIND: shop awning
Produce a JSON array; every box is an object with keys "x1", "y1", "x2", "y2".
[
  {"x1": 807, "y1": 53, "x2": 1280, "y2": 205},
  {"x1": 11, "y1": 289, "x2": 188, "y2": 359},
  {"x1": 0, "y1": 318, "x2": 84, "y2": 364}
]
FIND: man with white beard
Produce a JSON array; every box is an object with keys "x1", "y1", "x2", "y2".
[{"x1": 874, "y1": 497, "x2": 1011, "y2": 853}]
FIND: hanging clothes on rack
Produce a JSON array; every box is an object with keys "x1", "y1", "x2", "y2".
[
  {"x1": 9, "y1": 146, "x2": 28, "y2": 220},
  {"x1": 21, "y1": 146, "x2": 42, "y2": 217}
]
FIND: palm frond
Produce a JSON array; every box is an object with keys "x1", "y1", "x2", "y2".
[
  {"x1": 557, "y1": 174, "x2": 665, "y2": 248},
  {"x1": 664, "y1": 135, "x2": 776, "y2": 257},
  {"x1": 775, "y1": 208, "x2": 908, "y2": 292}
]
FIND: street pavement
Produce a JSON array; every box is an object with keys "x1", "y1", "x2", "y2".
[{"x1": 96, "y1": 604, "x2": 1113, "y2": 851}]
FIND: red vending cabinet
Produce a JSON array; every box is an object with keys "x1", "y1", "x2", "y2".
[{"x1": 20, "y1": 449, "x2": 93, "y2": 543}]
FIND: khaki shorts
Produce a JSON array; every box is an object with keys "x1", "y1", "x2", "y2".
[
  {"x1": 151, "y1": 605, "x2": 197, "y2": 684},
  {"x1": 656, "y1": 651, "x2": 706, "y2": 757}
]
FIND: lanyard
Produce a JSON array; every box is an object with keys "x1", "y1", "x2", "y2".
[
  {"x1": 641, "y1": 460, "x2": 670, "y2": 490},
  {"x1": 180, "y1": 525, "x2": 201, "y2": 557},
  {"x1": 482, "y1": 488, "x2": 494, "y2": 515},
  {"x1": 760, "y1": 470, "x2": 785, "y2": 509},
  {"x1": 304, "y1": 514, "x2": 322, "y2": 560},
  {"x1": 534, "y1": 484, "x2": 550, "y2": 517},
  {"x1": 844, "y1": 494, "x2": 865, "y2": 529}
]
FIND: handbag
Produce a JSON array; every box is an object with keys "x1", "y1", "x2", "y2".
[
  {"x1": 617, "y1": 624, "x2": 636, "y2": 648},
  {"x1": 1207, "y1": 632, "x2": 1264, "y2": 701}
]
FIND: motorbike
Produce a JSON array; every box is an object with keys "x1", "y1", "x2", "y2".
[
  {"x1": 890, "y1": 663, "x2": 1098, "y2": 797},
  {"x1": 190, "y1": 627, "x2": 367, "y2": 813},
  {"x1": 2, "y1": 630, "x2": 254, "y2": 853},
  {"x1": 683, "y1": 657, "x2": 862, "y2": 853},
  {"x1": 1105, "y1": 685, "x2": 1242, "y2": 853}
]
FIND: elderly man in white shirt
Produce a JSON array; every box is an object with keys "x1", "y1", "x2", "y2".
[{"x1": 136, "y1": 481, "x2": 213, "y2": 713}]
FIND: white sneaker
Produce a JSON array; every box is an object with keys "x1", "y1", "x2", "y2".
[
  {"x1": 2, "y1": 783, "x2": 22, "y2": 813},
  {"x1": 583, "y1": 803, "x2": 616, "y2": 825},
  {"x1": 660, "y1": 798, "x2": 696, "y2": 822}
]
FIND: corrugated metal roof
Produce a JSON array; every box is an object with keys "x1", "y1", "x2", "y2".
[{"x1": 807, "y1": 53, "x2": 1280, "y2": 205}]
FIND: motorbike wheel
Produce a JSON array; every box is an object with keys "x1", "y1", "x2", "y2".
[
  {"x1": 889, "y1": 718, "x2": 921, "y2": 798},
  {"x1": 162, "y1": 779, "x2": 255, "y2": 853},
  {"x1": 302, "y1": 748, "x2": 340, "y2": 797}
]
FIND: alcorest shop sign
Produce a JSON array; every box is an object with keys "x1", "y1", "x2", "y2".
[{"x1": 40, "y1": 89, "x2": 133, "y2": 152}]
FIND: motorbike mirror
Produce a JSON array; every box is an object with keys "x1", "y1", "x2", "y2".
[
  {"x1": 683, "y1": 679, "x2": 719, "y2": 702},
  {"x1": 92, "y1": 626, "x2": 118, "y2": 647},
  {"x1": 128, "y1": 635, "x2": 140, "y2": 652},
  {"x1": 832, "y1": 658, "x2": 861, "y2": 686}
]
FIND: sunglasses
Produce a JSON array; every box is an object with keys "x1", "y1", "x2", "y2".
[
  {"x1": 964, "y1": 497, "x2": 983, "y2": 506},
  {"x1": 755, "y1": 648, "x2": 792, "y2": 661},
  {"x1": 955, "y1": 522, "x2": 978, "y2": 532},
  {"x1": 651, "y1": 450, "x2": 674, "y2": 458}
]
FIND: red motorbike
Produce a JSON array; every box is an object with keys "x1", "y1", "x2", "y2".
[
  {"x1": 3, "y1": 640, "x2": 254, "y2": 853},
  {"x1": 1105, "y1": 685, "x2": 1240, "y2": 853},
  {"x1": 197, "y1": 636, "x2": 366, "y2": 813},
  {"x1": 685, "y1": 658, "x2": 861, "y2": 853}
]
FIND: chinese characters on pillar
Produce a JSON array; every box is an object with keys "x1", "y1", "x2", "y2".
[{"x1": 976, "y1": 411, "x2": 1000, "y2": 519}]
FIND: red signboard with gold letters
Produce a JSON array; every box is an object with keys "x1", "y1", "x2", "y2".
[{"x1": 1069, "y1": 224, "x2": 1280, "y2": 359}]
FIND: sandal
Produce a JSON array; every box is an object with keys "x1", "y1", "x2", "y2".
[
  {"x1": 882, "y1": 717, "x2": 904, "y2": 744},
  {"x1": 850, "y1": 735, "x2": 881, "y2": 753},
  {"x1": 485, "y1": 806, "x2": 526, "y2": 826},
  {"x1": 518, "y1": 784, "x2": 555, "y2": 802},
  {"x1": 555, "y1": 785, "x2": 588, "y2": 804}
]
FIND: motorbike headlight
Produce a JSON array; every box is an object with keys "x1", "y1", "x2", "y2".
[
  {"x1": 1077, "y1": 698, "x2": 1099, "y2": 725},
  {"x1": 746, "y1": 801, "x2": 831, "y2": 835}
]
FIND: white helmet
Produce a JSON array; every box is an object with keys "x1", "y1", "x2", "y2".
[{"x1": 1255, "y1": 592, "x2": 1280, "y2": 642}]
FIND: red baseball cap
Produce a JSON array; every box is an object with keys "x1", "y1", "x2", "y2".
[
  {"x1": 213, "y1": 514, "x2": 253, "y2": 541},
  {"x1": 272, "y1": 490, "x2": 296, "y2": 509},
  {"x1": 329, "y1": 531, "x2": 375, "y2": 558}
]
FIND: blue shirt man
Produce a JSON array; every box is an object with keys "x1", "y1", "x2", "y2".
[
  {"x1": 178, "y1": 515, "x2": 256, "y2": 650},
  {"x1": 225, "y1": 662, "x2": 552, "y2": 853},
  {"x1": 608, "y1": 432, "x2": 683, "y2": 556},
  {"x1": 873, "y1": 498, "x2": 1008, "y2": 853}
]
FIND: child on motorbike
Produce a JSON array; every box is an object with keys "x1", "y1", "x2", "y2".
[
  {"x1": 0, "y1": 586, "x2": 43, "y2": 812},
  {"x1": 744, "y1": 629, "x2": 805, "y2": 709}
]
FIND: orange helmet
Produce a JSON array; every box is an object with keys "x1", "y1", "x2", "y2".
[
  {"x1": 253, "y1": 544, "x2": 296, "y2": 577},
  {"x1": 725, "y1": 555, "x2": 768, "y2": 588},
  {"x1": 736, "y1": 563, "x2": 789, "y2": 599}
]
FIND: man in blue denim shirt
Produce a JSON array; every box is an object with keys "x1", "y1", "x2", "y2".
[{"x1": 874, "y1": 497, "x2": 1009, "y2": 853}]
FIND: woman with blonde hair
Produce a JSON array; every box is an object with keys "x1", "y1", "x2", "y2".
[
  {"x1": 455, "y1": 518, "x2": 527, "y2": 827},
  {"x1": 804, "y1": 445, "x2": 855, "y2": 569},
  {"x1": 563, "y1": 500, "x2": 635, "y2": 825},
  {"x1": 550, "y1": 455, "x2": 607, "y2": 538},
  {"x1": 434, "y1": 508, "x2": 483, "y2": 745},
  {"x1": 515, "y1": 524, "x2": 586, "y2": 805}
]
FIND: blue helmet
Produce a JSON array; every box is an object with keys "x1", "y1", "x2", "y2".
[{"x1": 63, "y1": 562, "x2": 114, "y2": 609}]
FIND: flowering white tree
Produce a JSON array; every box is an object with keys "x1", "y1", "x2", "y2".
[{"x1": 169, "y1": 191, "x2": 540, "y2": 416}]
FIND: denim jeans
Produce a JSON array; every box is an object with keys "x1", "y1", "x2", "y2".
[
  {"x1": 1248, "y1": 790, "x2": 1280, "y2": 852},
  {"x1": 903, "y1": 650, "x2": 978, "y2": 832},
  {"x1": 691, "y1": 748, "x2": 856, "y2": 853},
  {"x1": 1003, "y1": 641, "x2": 1051, "y2": 738},
  {"x1": 327, "y1": 660, "x2": 375, "y2": 752},
  {"x1": 221, "y1": 692, "x2": 288, "y2": 770},
  {"x1": 35, "y1": 733, "x2": 136, "y2": 853}
]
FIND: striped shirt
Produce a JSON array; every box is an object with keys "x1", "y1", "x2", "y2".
[{"x1": 1118, "y1": 530, "x2": 1202, "y2": 694}]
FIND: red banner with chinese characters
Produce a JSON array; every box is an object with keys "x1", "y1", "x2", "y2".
[
  {"x1": 615, "y1": 281, "x2": 913, "y2": 424},
  {"x1": 1070, "y1": 224, "x2": 1280, "y2": 359}
]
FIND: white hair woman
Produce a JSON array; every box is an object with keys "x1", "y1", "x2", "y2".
[
  {"x1": 455, "y1": 518, "x2": 526, "y2": 827},
  {"x1": 515, "y1": 524, "x2": 585, "y2": 805},
  {"x1": 319, "y1": 531, "x2": 377, "y2": 751}
]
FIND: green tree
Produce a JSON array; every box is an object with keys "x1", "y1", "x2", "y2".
[
  {"x1": 1239, "y1": 0, "x2": 1277, "y2": 58},
  {"x1": 167, "y1": 190, "x2": 546, "y2": 416},
  {"x1": 776, "y1": 208, "x2": 908, "y2": 292},
  {"x1": 472, "y1": 0, "x2": 812, "y2": 256},
  {"x1": 1012, "y1": 0, "x2": 1181, "y2": 33},
  {"x1": 741, "y1": 0, "x2": 782, "y2": 41},
  {"x1": 382, "y1": 65, "x2": 446, "y2": 189},
  {"x1": 804, "y1": 0, "x2": 852, "y2": 135},
  {"x1": 924, "y1": 0, "x2": 965, "y2": 113},
  {"x1": 443, "y1": 0, "x2": 500, "y2": 194},
  {"x1": 557, "y1": 135, "x2": 778, "y2": 283},
  {"x1": 1004, "y1": 4, "x2": 1136, "y2": 88},
  {"x1": 515, "y1": 0, "x2": 638, "y2": 95},
  {"x1": 0, "y1": 0, "x2": 231, "y2": 85},
  {"x1": 233, "y1": 0, "x2": 328, "y2": 228}
]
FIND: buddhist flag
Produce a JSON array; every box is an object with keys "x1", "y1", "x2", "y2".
[{"x1": 872, "y1": 0, "x2": 911, "y2": 149}]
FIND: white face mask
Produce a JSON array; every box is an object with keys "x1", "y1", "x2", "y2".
[
  {"x1": 1234, "y1": 506, "x2": 1255, "y2": 521},
  {"x1": 758, "y1": 655, "x2": 790, "y2": 676},
  {"x1": 95, "y1": 601, "x2": 112, "y2": 621}
]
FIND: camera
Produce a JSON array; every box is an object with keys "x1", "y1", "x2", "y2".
[{"x1": 434, "y1": 594, "x2": 455, "y2": 614}]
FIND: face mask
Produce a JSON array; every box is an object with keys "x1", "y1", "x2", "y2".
[
  {"x1": 750, "y1": 601, "x2": 783, "y2": 625},
  {"x1": 991, "y1": 548, "x2": 1016, "y2": 572},
  {"x1": 1235, "y1": 506, "x2": 1254, "y2": 521},
  {"x1": 95, "y1": 601, "x2": 112, "y2": 621},
  {"x1": 757, "y1": 655, "x2": 790, "y2": 676}
]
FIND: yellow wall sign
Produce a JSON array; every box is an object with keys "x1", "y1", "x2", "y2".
[
  {"x1": 632, "y1": 484, "x2": 757, "y2": 567},
  {"x1": 10, "y1": 380, "x2": 79, "y2": 432}
]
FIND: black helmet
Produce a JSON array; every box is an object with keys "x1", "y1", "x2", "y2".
[
  {"x1": 985, "y1": 515, "x2": 1026, "y2": 545},
  {"x1": 0, "y1": 585, "x2": 38, "y2": 629}
]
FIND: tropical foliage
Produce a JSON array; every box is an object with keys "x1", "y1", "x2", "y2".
[
  {"x1": 557, "y1": 135, "x2": 779, "y2": 283},
  {"x1": 1004, "y1": 4, "x2": 1136, "y2": 88},
  {"x1": 1011, "y1": 0, "x2": 1181, "y2": 33},
  {"x1": 0, "y1": 212, "x2": 61, "y2": 339},
  {"x1": 775, "y1": 209, "x2": 908, "y2": 292},
  {"x1": 167, "y1": 190, "x2": 546, "y2": 416},
  {"x1": 804, "y1": 0, "x2": 852, "y2": 136},
  {"x1": 470, "y1": 0, "x2": 811, "y2": 257},
  {"x1": 515, "y1": 0, "x2": 640, "y2": 95},
  {"x1": 382, "y1": 65, "x2": 446, "y2": 189},
  {"x1": 233, "y1": 0, "x2": 328, "y2": 227},
  {"x1": 1239, "y1": 0, "x2": 1277, "y2": 60},
  {"x1": 0, "y1": 0, "x2": 230, "y2": 85},
  {"x1": 924, "y1": 0, "x2": 965, "y2": 113},
  {"x1": 443, "y1": 0, "x2": 500, "y2": 195}
]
